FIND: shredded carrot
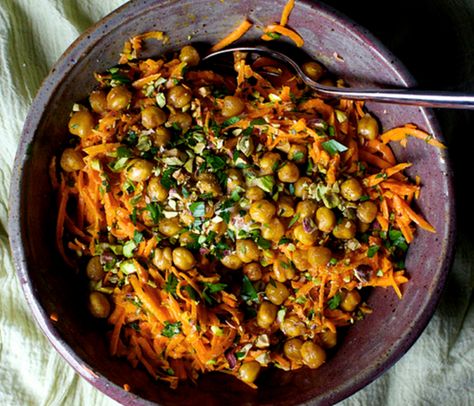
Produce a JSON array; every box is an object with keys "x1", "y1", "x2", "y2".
[
  {"x1": 209, "y1": 19, "x2": 253, "y2": 53},
  {"x1": 280, "y1": 0, "x2": 295, "y2": 26},
  {"x1": 381, "y1": 124, "x2": 446, "y2": 149},
  {"x1": 261, "y1": 24, "x2": 304, "y2": 47}
]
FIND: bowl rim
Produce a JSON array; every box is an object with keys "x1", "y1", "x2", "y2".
[{"x1": 8, "y1": 0, "x2": 456, "y2": 405}]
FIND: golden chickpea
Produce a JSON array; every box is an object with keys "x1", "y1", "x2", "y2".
[
  {"x1": 265, "y1": 280, "x2": 290, "y2": 305},
  {"x1": 107, "y1": 85, "x2": 132, "y2": 111},
  {"x1": 281, "y1": 315, "x2": 306, "y2": 337},
  {"x1": 292, "y1": 249, "x2": 310, "y2": 271},
  {"x1": 300, "y1": 341, "x2": 326, "y2": 369},
  {"x1": 179, "y1": 231, "x2": 198, "y2": 246},
  {"x1": 296, "y1": 200, "x2": 318, "y2": 219},
  {"x1": 221, "y1": 95, "x2": 245, "y2": 118},
  {"x1": 60, "y1": 148, "x2": 84, "y2": 172},
  {"x1": 357, "y1": 114, "x2": 379, "y2": 140},
  {"x1": 236, "y1": 239, "x2": 260, "y2": 263},
  {"x1": 319, "y1": 330, "x2": 337, "y2": 349},
  {"x1": 158, "y1": 217, "x2": 181, "y2": 237},
  {"x1": 89, "y1": 90, "x2": 108, "y2": 114},
  {"x1": 68, "y1": 110, "x2": 94, "y2": 138},
  {"x1": 88, "y1": 291, "x2": 111, "y2": 318},
  {"x1": 273, "y1": 255, "x2": 295, "y2": 282},
  {"x1": 356, "y1": 201, "x2": 378, "y2": 224},
  {"x1": 147, "y1": 177, "x2": 169, "y2": 202},
  {"x1": 288, "y1": 143, "x2": 307, "y2": 163},
  {"x1": 307, "y1": 246, "x2": 332, "y2": 267},
  {"x1": 86, "y1": 256, "x2": 105, "y2": 281},
  {"x1": 127, "y1": 159, "x2": 154, "y2": 182},
  {"x1": 208, "y1": 221, "x2": 228, "y2": 236},
  {"x1": 153, "y1": 127, "x2": 171, "y2": 147},
  {"x1": 341, "y1": 178, "x2": 363, "y2": 201},
  {"x1": 277, "y1": 195, "x2": 295, "y2": 218},
  {"x1": 197, "y1": 173, "x2": 221, "y2": 197},
  {"x1": 152, "y1": 247, "x2": 173, "y2": 270},
  {"x1": 294, "y1": 177, "x2": 312, "y2": 199},
  {"x1": 257, "y1": 300, "x2": 278, "y2": 328},
  {"x1": 284, "y1": 338, "x2": 304, "y2": 362},
  {"x1": 179, "y1": 211, "x2": 195, "y2": 227},
  {"x1": 358, "y1": 220, "x2": 371, "y2": 233},
  {"x1": 243, "y1": 262, "x2": 263, "y2": 281},
  {"x1": 315, "y1": 207, "x2": 336, "y2": 233},
  {"x1": 246, "y1": 186, "x2": 265, "y2": 201},
  {"x1": 278, "y1": 162, "x2": 300, "y2": 183},
  {"x1": 226, "y1": 168, "x2": 245, "y2": 192},
  {"x1": 293, "y1": 224, "x2": 317, "y2": 245},
  {"x1": 249, "y1": 200, "x2": 276, "y2": 224},
  {"x1": 141, "y1": 106, "x2": 167, "y2": 129},
  {"x1": 332, "y1": 219, "x2": 356, "y2": 240},
  {"x1": 172, "y1": 247, "x2": 196, "y2": 271},
  {"x1": 340, "y1": 290, "x2": 361, "y2": 312},
  {"x1": 259, "y1": 152, "x2": 281, "y2": 175},
  {"x1": 261, "y1": 218, "x2": 285, "y2": 242},
  {"x1": 179, "y1": 45, "x2": 200, "y2": 67},
  {"x1": 167, "y1": 85, "x2": 192, "y2": 108},
  {"x1": 167, "y1": 111, "x2": 192, "y2": 132},
  {"x1": 302, "y1": 61, "x2": 325, "y2": 82},
  {"x1": 221, "y1": 253, "x2": 243, "y2": 270},
  {"x1": 238, "y1": 361, "x2": 261, "y2": 383}
]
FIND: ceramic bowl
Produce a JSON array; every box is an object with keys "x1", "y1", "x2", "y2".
[{"x1": 9, "y1": 0, "x2": 455, "y2": 404}]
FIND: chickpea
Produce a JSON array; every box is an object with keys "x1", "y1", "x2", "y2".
[
  {"x1": 265, "y1": 280, "x2": 290, "y2": 305},
  {"x1": 257, "y1": 301, "x2": 278, "y2": 328},
  {"x1": 277, "y1": 195, "x2": 295, "y2": 218},
  {"x1": 221, "y1": 253, "x2": 243, "y2": 270},
  {"x1": 153, "y1": 127, "x2": 171, "y2": 147},
  {"x1": 292, "y1": 249, "x2": 310, "y2": 271},
  {"x1": 261, "y1": 218, "x2": 285, "y2": 242},
  {"x1": 315, "y1": 207, "x2": 336, "y2": 233},
  {"x1": 68, "y1": 110, "x2": 94, "y2": 138},
  {"x1": 167, "y1": 111, "x2": 192, "y2": 132},
  {"x1": 158, "y1": 217, "x2": 181, "y2": 237},
  {"x1": 208, "y1": 221, "x2": 228, "y2": 236},
  {"x1": 197, "y1": 173, "x2": 221, "y2": 197},
  {"x1": 319, "y1": 330, "x2": 337, "y2": 349},
  {"x1": 357, "y1": 114, "x2": 379, "y2": 140},
  {"x1": 60, "y1": 148, "x2": 84, "y2": 172},
  {"x1": 341, "y1": 178, "x2": 363, "y2": 201},
  {"x1": 273, "y1": 255, "x2": 295, "y2": 282},
  {"x1": 302, "y1": 61, "x2": 325, "y2": 82},
  {"x1": 88, "y1": 291, "x2": 110, "y2": 318},
  {"x1": 281, "y1": 315, "x2": 306, "y2": 337},
  {"x1": 179, "y1": 211, "x2": 195, "y2": 227},
  {"x1": 307, "y1": 246, "x2": 332, "y2": 267},
  {"x1": 147, "y1": 177, "x2": 169, "y2": 202},
  {"x1": 127, "y1": 159, "x2": 154, "y2": 182},
  {"x1": 179, "y1": 231, "x2": 198, "y2": 246},
  {"x1": 288, "y1": 144, "x2": 307, "y2": 163},
  {"x1": 107, "y1": 85, "x2": 132, "y2": 111},
  {"x1": 356, "y1": 200, "x2": 378, "y2": 224},
  {"x1": 89, "y1": 90, "x2": 108, "y2": 114},
  {"x1": 141, "y1": 106, "x2": 167, "y2": 129},
  {"x1": 236, "y1": 239, "x2": 260, "y2": 263},
  {"x1": 172, "y1": 247, "x2": 196, "y2": 271},
  {"x1": 284, "y1": 338, "x2": 304, "y2": 362},
  {"x1": 167, "y1": 85, "x2": 192, "y2": 108},
  {"x1": 340, "y1": 290, "x2": 361, "y2": 312},
  {"x1": 221, "y1": 95, "x2": 245, "y2": 118},
  {"x1": 152, "y1": 247, "x2": 173, "y2": 270},
  {"x1": 86, "y1": 256, "x2": 105, "y2": 281},
  {"x1": 294, "y1": 177, "x2": 312, "y2": 199},
  {"x1": 243, "y1": 262, "x2": 263, "y2": 281},
  {"x1": 358, "y1": 220, "x2": 371, "y2": 233},
  {"x1": 259, "y1": 152, "x2": 281, "y2": 175},
  {"x1": 249, "y1": 200, "x2": 276, "y2": 224},
  {"x1": 293, "y1": 224, "x2": 317, "y2": 245},
  {"x1": 226, "y1": 168, "x2": 245, "y2": 193},
  {"x1": 246, "y1": 186, "x2": 265, "y2": 201},
  {"x1": 332, "y1": 219, "x2": 356, "y2": 240},
  {"x1": 179, "y1": 45, "x2": 200, "y2": 67},
  {"x1": 296, "y1": 200, "x2": 318, "y2": 219},
  {"x1": 278, "y1": 162, "x2": 300, "y2": 183},
  {"x1": 300, "y1": 341, "x2": 326, "y2": 369},
  {"x1": 238, "y1": 361, "x2": 261, "y2": 384}
]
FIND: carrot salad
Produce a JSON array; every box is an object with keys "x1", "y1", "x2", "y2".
[{"x1": 53, "y1": 20, "x2": 441, "y2": 389}]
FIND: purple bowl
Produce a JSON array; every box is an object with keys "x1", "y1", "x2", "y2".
[{"x1": 8, "y1": 0, "x2": 455, "y2": 404}]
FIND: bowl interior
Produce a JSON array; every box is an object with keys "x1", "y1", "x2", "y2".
[{"x1": 10, "y1": 0, "x2": 454, "y2": 405}]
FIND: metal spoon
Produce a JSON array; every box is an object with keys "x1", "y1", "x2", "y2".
[{"x1": 202, "y1": 46, "x2": 474, "y2": 109}]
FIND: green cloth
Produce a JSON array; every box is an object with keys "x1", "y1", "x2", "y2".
[{"x1": 0, "y1": 1, "x2": 472, "y2": 405}]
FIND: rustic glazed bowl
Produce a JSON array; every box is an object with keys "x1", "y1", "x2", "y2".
[{"x1": 9, "y1": 0, "x2": 455, "y2": 405}]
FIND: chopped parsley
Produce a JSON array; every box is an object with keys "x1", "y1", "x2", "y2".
[
  {"x1": 161, "y1": 321, "x2": 182, "y2": 338},
  {"x1": 328, "y1": 293, "x2": 342, "y2": 310}
]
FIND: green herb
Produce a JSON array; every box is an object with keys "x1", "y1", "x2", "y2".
[
  {"x1": 288, "y1": 213, "x2": 300, "y2": 228},
  {"x1": 388, "y1": 229, "x2": 408, "y2": 252},
  {"x1": 128, "y1": 321, "x2": 140, "y2": 331},
  {"x1": 255, "y1": 175, "x2": 275, "y2": 193},
  {"x1": 295, "y1": 296, "x2": 307, "y2": 304},
  {"x1": 328, "y1": 125, "x2": 336, "y2": 137},
  {"x1": 321, "y1": 139, "x2": 348, "y2": 155},
  {"x1": 222, "y1": 116, "x2": 240, "y2": 127},
  {"x1": 156, "y1": 92, "x2": 166, "y2": 108},
  {"x1": 189, "y1": 201, "x2": 206, "y2": 217},
  {"x1": 288, "y1": 183, "x2": 295, "y2": 195},
  {"x1": 204, "y1": 153, "x2": 226, "y2": 172},
  {"x1": 241, "y1": 275, "x2": 259, "y2": 303},
  {"x1": 146, "y1": 202, "x2": 162, "y2": 224},
  {"x1": 162, "y1": 321, "x2": 182, "y2": 338},
  {"x1": 329, "y1": 258, "x2": 338, "y2": 266},
  {"x1": 108, "y1": 67, "x2": 131, "y2": 84},
  {"x1": 359, "y1": 195, "x2": 370, "y2": 202},
  {"x1": 266, "y1": 32, "x2": 281, "y2": 40},
  {"x1": 133, "y1": 230, "x2": 144, "y2": 244},
  {"x1": 256, "y1": 236, "x2": 272, "y2": 250},
  {"x1": 165, "y1": 368, "x2": 175, "y2": 376},
  {"x1": 160, "y1": 167, "x2": 178, "y2": 189},
  {"x1": 124, "y1": 131, "x2": 138, "y2": 146},
  {"x1": 230, "y1": 189, "x2": 242, "y2": 202},
  {"x1": 123, "y1": 240, "x2": 137, "y2": 258},
  {"x1": 227, "y1": 229, "x2": 236, "y2": 242},
  {"x1": 278, "y1": 237, "x2": 292, "y2": 245},
  {"x1": 235, "y1": 351, "x2": 246, "y2": 360},
  {"x1": 367, "y1": 244, "x2": 380, "y2": 258},
  {"x1": 328, "y1": 293, "x2": 342, "y2": 310},
  {"x1": 232, "y1": 150, "x2": 240, "y2": 162},
  {"x1": 202, "y1": 282, "x2": 227, "y2": 305},
  {"x1": 185, "y1": 285, "x2": 200, "y2": 302},
  {"x1": 250, "y1": 118, "x2": 266, "y2": 125},
  {"x1": 292, "y1": 151, "x2": 305, "y2": 161},
  {"x1": 165, "y1": 274, "x2": 178, "y2": 298}
]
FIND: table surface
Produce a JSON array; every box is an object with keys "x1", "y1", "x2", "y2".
[{"x1": 0, "y1": 1, "x2": 472, "y2": 405}]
